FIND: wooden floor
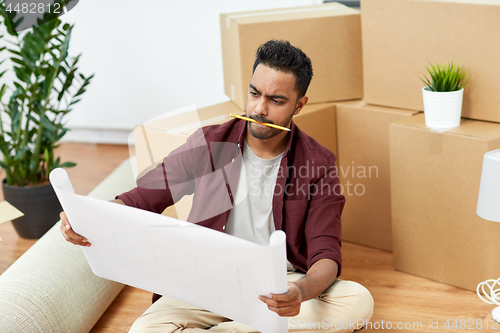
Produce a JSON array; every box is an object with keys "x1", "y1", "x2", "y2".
[{"x1": 0, "y1": 143, "x2": 496, "y2": 332}]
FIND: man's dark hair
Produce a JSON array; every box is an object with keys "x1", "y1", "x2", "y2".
[{"x1": 252, "y1": 40, "x2": 313, "y2": 98}]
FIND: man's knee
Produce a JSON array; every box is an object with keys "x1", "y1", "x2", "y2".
[
  {"x1": 354, "y1": 283, "x2": 374, "y2": 322},
  {"x1": 333, "y1": 280, "x2": 374, "y2": 322}
]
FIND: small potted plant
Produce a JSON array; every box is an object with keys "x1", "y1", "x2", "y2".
[
  {"x1": 0, "y1": 6, "x2": 93, "y2": 238},
  {"x1": 421, "y1": 61, "x2": 467, "y2": 129}
]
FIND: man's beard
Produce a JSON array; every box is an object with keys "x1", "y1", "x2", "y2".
[{"x1": 247, "y1": 114, "x2": 292, "y2": 140}]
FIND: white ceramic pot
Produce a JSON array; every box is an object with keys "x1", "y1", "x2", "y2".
[{"x1": 422, "y1": 87, "x2": 464, "y2": 129}]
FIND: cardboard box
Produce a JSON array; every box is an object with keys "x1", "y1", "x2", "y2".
[
  {"x1": 134, "y1": 102, "x2": 240, "y2": 177},
  {"x1": 336, "y1": 101, "x2": 418, "y2": 251},
  {"x1": 0, "y1": 201, "x2": 23, "y2": 226},
  {"x1": 362, "y1": 0, "x2": 500, "y2": 123},
  {"x1": 294, "y1": 102, "x2": 338, "y2": 156},
  {"x1": 389, "y1": 114, "x2": 500, "y2": 291},
  {"x1": 221, "y1": 3, "x2": 363, "y2": 110},
  {"x1": 134, "y1": 102, "x2": 239, "y2": 220},
  {"x1": 0, "y1": 201, "x2": 24, "y2": 242}
]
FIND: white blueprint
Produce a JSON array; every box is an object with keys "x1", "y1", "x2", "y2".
[{"x1": 50, "y1": 168, "x2": 288, "y2": 333}]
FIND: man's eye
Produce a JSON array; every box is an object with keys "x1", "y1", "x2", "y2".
[
  {"x1": 250, "y1": 91, "x2": 258, "y2": 96},
  {"x1": 272, "y1": 99, "x2": 282, "y2": 104}
]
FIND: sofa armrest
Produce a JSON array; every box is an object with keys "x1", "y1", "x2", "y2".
[{"x1": 0, "y1": 158, "x2": 137, "y2": 333}]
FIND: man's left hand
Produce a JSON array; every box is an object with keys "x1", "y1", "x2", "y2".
[{"x1": 259, "y1": 281, "x2": 303, "y2": 317}]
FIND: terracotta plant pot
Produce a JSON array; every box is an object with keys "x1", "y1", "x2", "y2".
[{"x1": 2, "y1": 179, "x2": 62, "y2": 239}]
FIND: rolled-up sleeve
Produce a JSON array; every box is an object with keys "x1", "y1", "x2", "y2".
[{"x1": 304, "y1": 165, "x2": 345, "y2": 276}]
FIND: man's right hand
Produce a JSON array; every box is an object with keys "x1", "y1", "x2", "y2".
[
  {"x1": 59, "y1": 211, "x2": 91, "y2": 247},
  {"x1": 59, "y1": 199, "x2": 125, "y2": 247}
]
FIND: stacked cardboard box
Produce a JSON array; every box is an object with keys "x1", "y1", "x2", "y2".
[
  {"x1": 362, "y1": 0, "x2": 500, "y2": 123},
  {"x1": 336, "y1": 101, "x2": 418, "y2": 251},
  {"x1": 389, "y1": 114, "x2": 500, "y2": 291},
  {"x1": 220, "y1": 3, "x2": 362, "y2": 109},
  {"x1": 294, "y1": 102, "x2": 337, "y2": 156},
  {"x1": 358, "y1": 0, "x2": 500, "y2": 290}
]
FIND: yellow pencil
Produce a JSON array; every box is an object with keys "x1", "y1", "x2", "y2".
[{"x1": 229, "y1": 114, "x2": 291, "y2": 132}]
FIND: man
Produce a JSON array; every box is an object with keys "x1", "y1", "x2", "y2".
[{"x1": 61, "y1": 40, "x2": 373, "y2": 332}]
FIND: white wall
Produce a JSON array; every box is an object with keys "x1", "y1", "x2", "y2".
[{"x1": 57, "y1": 0, "x2": 320, "y2": 143}]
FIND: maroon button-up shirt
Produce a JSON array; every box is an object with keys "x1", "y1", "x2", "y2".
[{"x1": 117, "y1": 117, "x2": 345, "y2": 275}]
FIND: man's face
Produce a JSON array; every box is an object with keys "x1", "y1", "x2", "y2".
[{"x1": 245, "y1": 64, "x2": 305, "y2": 140}]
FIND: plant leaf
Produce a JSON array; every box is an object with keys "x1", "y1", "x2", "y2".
[
  {"x1": 14, "y1": 145, "x2": 29, "y2": 160},
  {"x1": 39, "y1": 114, "x2": 58, "y2": 131},
  {"x1": 421, "y1": 61, "x2": 466, "y2": 92},
  {"x1": 60, "y1": 161, "x2": 76, "y2": 168}
]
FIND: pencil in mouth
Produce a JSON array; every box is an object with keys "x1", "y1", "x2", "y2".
[{"x1": 229, "y1": 114, "x2": 291, "y2": 132}]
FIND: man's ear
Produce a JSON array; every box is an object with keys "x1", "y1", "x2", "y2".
[{"x1": 294, "y1": 96, "x2": 308, "y2": 116}]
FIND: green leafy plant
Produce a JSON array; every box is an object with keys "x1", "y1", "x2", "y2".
[
  {"x1": 0, "y1": 0, "x2": 93, "y2": 186},
  {"x1": 421, "y1": 61, "x2": 467, "y2": 92}
]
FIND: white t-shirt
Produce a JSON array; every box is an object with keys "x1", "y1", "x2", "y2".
[{"x1": 225, "y1": 141, "x2": 283, "y2": 245}]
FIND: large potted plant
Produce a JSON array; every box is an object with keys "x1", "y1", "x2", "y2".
[
  {"x1": 0, "y1": 2, "x2": 93, "y2": 238},
  {"x1": 421, "y1": 61, "x2": 467, "y2": 129}
]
